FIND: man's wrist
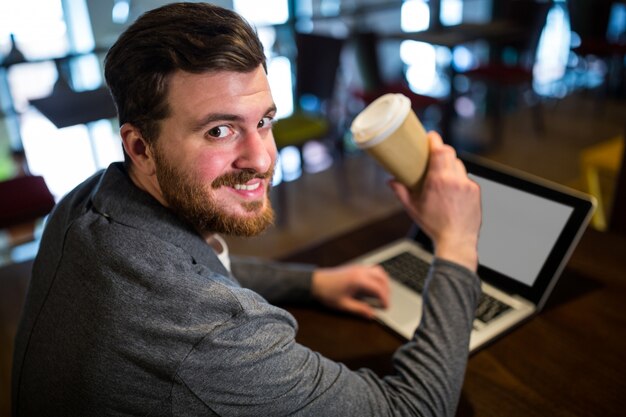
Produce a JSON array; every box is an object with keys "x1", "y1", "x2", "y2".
[{"x1": 434, "y1": 239, "x2": 479, "y2": 272}]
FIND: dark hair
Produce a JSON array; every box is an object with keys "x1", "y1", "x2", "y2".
[{"x1": 104, "y1": 2, "x2": 266, "y2": 148}]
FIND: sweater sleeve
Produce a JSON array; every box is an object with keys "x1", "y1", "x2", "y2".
[
  {"x1": 230, "y1": 255, "x2": 315, "y2": 304},
  {"x1": 174, "y1": 257, "x2": 481, "y2": 417}
]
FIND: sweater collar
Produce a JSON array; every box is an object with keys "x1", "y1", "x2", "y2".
[{"x1": 89, "y1": 162, "x2": 229, "y2": 276}]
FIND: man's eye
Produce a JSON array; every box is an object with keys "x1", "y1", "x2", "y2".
[
  {"x1": 258, "y1": 116, "x2": 274, "y2": 129},
  {"x1": 208, "y1": 126, "x2": 230, "y2": 138}
]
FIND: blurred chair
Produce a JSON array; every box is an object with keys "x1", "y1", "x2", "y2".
[
  {"x1": 350, "y1": 31, "x2": 442, "y2": 128},
  {"x1": 580, "y1": 136, "x2": 624, "y2": 231},
  {"x1": 272, "y1": 32, "x2": 346, "y2": 225},
  {"x1": 567, "y1": 0, "x2": 626, "y2": 99},
  {"x1": 608, "y1": 135, "x2": 626, "y2": 235},
  {"x1": 460, "y1": 0, "x2": 552, "y2": 145},
  {"x1": 0, "y1": 175, "x2": 55, "y2": 248},
  {"x1": 273, "y1": 32, "x2": 346, "y2": 157}
]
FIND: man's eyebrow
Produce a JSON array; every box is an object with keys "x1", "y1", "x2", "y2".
[
  {"x1": 266, "y1": 104, "x2": 278, "y2": 116},
  {"x1": 190, "y1": 113, "x2": 242, "y2": 133},
  {"x1": 190, "y1": 104, "x2": 278, "y2": 132}
]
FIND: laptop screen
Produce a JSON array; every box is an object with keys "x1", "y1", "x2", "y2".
[
  {"x1": 470, "y1": 174, "x2": 574, "y2": 287},
  {"x1": 463, "y1": 155, "x2": 595, "y2": 308},
  {"x1": 414, "y1": 155, "x2": 595, "y2": 309}
]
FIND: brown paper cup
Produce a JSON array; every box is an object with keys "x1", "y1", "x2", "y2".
[{"x1": 350, "y1": 94, "x2": 429, "y2": 189}]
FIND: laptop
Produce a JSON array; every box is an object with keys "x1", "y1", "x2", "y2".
[{"x1": 352, "y1": 154, "x2": 596, "y2": 352}]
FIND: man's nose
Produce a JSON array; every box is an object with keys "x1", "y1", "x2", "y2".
[{"x1": 234, "y1": 130, "x2": 275, "y2": 174}]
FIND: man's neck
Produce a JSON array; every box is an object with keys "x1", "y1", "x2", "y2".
[{"x1": 127, "y1": 164, "x2": 169, "y2": 208}]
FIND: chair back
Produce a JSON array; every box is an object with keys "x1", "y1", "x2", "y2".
[
  {"x1": 503, "y1": 0, "x2": 552, "y2": 66},
  {"x1": 609, "y1": 136, "x2": 626, "y2": 235},
  {"x1": 567, "y1": 0, "x2": 614, "y2": 40},
  {"x1": 293, "y1": 33, "x2": 345, "y2": 112},
  {"x1": 352, "y1": 31, "x2": 385, "y2": 94}
]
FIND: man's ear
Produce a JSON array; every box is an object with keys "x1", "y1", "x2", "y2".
[{"x1": 120, "y1": 123, "x2": 156, "y2": 176}]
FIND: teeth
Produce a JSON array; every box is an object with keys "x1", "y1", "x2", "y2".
[{"x1": 234, "y1": 182, "x2": 261, "y2": 191}]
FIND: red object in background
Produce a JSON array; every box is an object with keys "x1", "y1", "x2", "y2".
[{"x1": 0, "y1": 175, "x2": 56, "y2": 229}]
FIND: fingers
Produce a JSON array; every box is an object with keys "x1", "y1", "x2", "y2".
[
  {"x1": 341, "y1": 298, "x2": 377, "y2": 320},
  {"x1": 311, "y1": 265, "x2": 391, "y2": 320},
  {"x1": 340, "y1": 265, "x2": 391, "y2": 319},
  {"x1": 388, "y1": 180, "x2": 413, "y2": 211},
  {"x1": 425, "y1": 132, "x2": 474, "y2": 187},
  {"x1": 454, "y1": 157, "x2": 467, "y2": 175},
  {"x1": 355, "y1": 265, "x2": 390, "y2": 309},
  {"x1": 427, "y1": 130, "x2": 444, "y2": 150},
  {"x1": 388, "y1": 130, "x2": 463, "y2": 220},
  {"x1": 428, "y1": 137, "x2": 457, "y2": 172}
]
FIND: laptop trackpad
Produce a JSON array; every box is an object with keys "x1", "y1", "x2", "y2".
[{"x1": 375, "y1": 280, "x2": 423, "y2": 340}]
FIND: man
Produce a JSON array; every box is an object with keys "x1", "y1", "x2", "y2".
[{"x1": 12, "y1": 3, "x2": 481, "y2": 416}]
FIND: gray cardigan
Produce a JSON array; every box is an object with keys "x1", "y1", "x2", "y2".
[{"x1": 12, "y1": 162, "x2": 481, "y2": 416}]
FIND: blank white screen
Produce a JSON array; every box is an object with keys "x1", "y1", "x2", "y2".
[{"x1": 469, "y1": 174, "x2": 574, "y2": 286}]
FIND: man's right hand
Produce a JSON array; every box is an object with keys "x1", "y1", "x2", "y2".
[{"x1": 388, "y1": 132, "x2": 482, "y2": 272}]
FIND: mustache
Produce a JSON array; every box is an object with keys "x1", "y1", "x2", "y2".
[{"x1": 211, "y1": 167, "x2": 274, "y2": 189}]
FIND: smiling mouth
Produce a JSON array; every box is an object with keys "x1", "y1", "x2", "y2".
[
  {"x1": 211, "y1": 168, "x2": 274, "y2": 190},
  {"x1": 233, "y1": 182, "x2": 261, "y2": 191}
]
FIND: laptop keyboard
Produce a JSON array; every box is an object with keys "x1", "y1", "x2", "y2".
[
  {"x1": 474, "y1": 293, "x2": 511, "y2": 323},
  {"x1": 379, "y1": 251, "x2": 430, "y2": 294},
  {"x1": 379, "y1": 251, "x2": 511, "y2": 324}
]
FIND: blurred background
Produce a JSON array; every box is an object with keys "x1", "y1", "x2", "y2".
[{"x1": 0, "y1": 0, "x2": 624, "y2": 262}]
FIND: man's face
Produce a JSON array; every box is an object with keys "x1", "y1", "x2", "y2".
[{"x1": 151, "y1": 65, "x2": 277, "y2": 237}]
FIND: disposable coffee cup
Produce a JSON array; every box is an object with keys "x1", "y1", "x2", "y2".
[{"x1": 350, "y1": 93, "x2": 429, "y2": 190}]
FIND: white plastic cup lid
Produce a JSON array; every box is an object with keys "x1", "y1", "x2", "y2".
[{"x1": 350, "y1": 93, "x2": 411, "y2": 149}]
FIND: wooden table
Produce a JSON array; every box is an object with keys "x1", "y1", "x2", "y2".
[{"x1": 281, "y1": 210, "x2": 626, "y2": 417}]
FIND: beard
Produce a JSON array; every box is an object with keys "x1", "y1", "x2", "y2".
[{"x1": 152, "y1": 147, "x2": 275, "y2": 237}]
